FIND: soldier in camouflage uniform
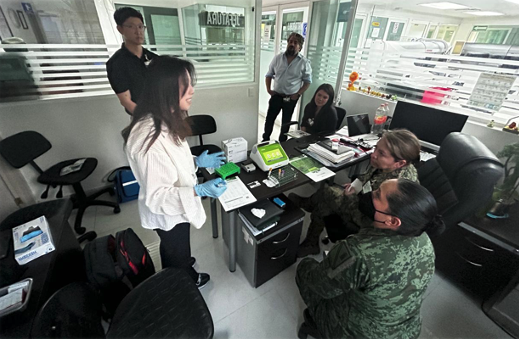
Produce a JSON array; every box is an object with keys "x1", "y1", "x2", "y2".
[
  {"x1": 296, "y1": 179, "x2": 445, "y2": 339},
  {"x1": 290, "y1": 129, "x2": 421, "y2": 257}
]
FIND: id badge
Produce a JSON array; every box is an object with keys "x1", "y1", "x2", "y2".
[{"x1": 362, "y1": 181, "x2": 372, "y2": 194}]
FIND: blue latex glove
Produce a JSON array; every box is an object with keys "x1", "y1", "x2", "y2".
[
  {"x1": 194, "y1": 178, "x2": 227, "y2": 198},
  {"x1": 195, "y1": 150, "x2": 226, "y2": 169}
]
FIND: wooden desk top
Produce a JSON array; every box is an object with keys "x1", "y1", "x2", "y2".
[{"x1": 461, "y1": 207, "x2": 519, "y2": 254}]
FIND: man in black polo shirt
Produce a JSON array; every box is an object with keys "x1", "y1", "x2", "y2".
[{"x1": 107, "y1": 7, "x2": 157, "y2": 115}]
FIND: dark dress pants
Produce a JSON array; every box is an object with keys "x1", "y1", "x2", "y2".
[
  {"x1": 156, "y1": 223, "x2": 198, "y2": 281},
  {"x1": 262, "y1": 94, "x2": 299, "y2": 142}
]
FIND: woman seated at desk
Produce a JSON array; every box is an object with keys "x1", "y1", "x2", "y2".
[
  {"x1": 290, "y1": 129, "x2": 421, "y2": 257},
  {"x1": 300, "y1": 84, "x2": 338, "y2": 135}
]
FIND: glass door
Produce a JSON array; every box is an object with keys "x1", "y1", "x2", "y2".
[
  {"x1": 279, "y1": 5, "x2": 310, "y2": 53},
  {"x1": 258, "y1": 2, "x2": 309, "y2": 121},
  {"x1": 259, "y1": 8, "x2": 277, "y2": 116},
  {"x1": 385, "y1": 20, "x2": 406, "y2": 42}
]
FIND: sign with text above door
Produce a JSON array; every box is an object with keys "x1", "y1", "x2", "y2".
[{"x1": 199, "y1": 11, "x2": 244, "y2": 28}]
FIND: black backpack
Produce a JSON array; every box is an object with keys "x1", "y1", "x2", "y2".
[{"x1": 83, "y1": 228, "x2": 155, "y2": 315}]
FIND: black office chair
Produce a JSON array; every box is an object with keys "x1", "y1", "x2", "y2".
[
  {"x1": 335, "y1": 106, "x2": 347, "y2": 130},
  {"x1": 0, "y1": 131, "x2": 120, "y2": 235},
  {"x1": 186, "y1": 114, "x2": 222, "y2": 156},
  {"x1": 31, "y1": 268, "x2": 214, "y2": 339},
  {"x1": 418, "y1": 132, "x2": 503, "y2": 230}
]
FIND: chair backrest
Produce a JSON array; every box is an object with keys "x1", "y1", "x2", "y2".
[
  {"x1": 186, "y1": 115, "x2": 217, "y2": 146},
  {"x1": 335, "y1": 106, "x2": 347, "y2": 130},
  {"x1": 0, "y1": 131, "x2": 51, "y2": 169},
  {"x1": 418, "y1": 132, "x2": 503, "y2": 229},
  {"x1": 31, "y1": 282, "x2": 105, "y2": 338}
]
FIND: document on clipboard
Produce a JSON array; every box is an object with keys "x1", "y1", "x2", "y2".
[{"x1": 218, "y1": 177, "x2": 257, "y2": 212}]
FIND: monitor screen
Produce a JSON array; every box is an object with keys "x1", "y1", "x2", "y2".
[
  {"x1": 347, "y1": 114, "x2": 371, "y2": 137},
  {"x1": 389, "y1": 101, "x2": 468, "y2": 147}
]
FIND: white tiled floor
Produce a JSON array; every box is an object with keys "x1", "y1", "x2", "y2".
[
  {"x1": 69, "y1": 117, "x2": 511, "y2": 338},
  {"x1": 71, "y1": 190, "x2": 512, "y2": 339}
]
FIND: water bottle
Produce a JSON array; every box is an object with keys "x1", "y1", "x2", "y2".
[{"x1": 371, "y1": 104, "x2": 387, "y2": 135}]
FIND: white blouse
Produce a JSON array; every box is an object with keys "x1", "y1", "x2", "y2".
[{"x1": 125, "y1": 117, "x2": 206, "y2": 231}]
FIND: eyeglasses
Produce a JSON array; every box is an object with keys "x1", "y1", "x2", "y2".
[{"x1": 123, "y1": 24, "x2": 146, "y2": 31}]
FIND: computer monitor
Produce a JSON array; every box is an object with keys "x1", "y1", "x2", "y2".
[
  {"x1": 389, "y1": 101, "x2": 468, "y2": 150},
  {"x1": 347, "y1": 114, "x2": 371, "y2": 137}
]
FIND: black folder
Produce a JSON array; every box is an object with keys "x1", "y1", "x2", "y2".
[{"x1": 240, "y1": 199, "x2": 284, "y2": 229}]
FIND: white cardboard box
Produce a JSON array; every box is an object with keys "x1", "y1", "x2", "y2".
[
  {"x1": 222, "y1": 137, "x2": 248, "y2": 163},
  {"x1": 12, "y1": 216, "x2": 55, "y2": 265}
]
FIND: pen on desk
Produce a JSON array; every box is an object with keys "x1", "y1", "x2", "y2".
[
  {"x1": 278, "y1": 169, "x2": 281, "y2": 177},
  {"x1": 268, "y1": 167, "x2": 272, "y2": 178}
]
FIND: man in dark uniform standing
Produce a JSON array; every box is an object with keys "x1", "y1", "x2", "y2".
[{"x1": 107, "y1": 7, "x2": 157, "y2": 115}]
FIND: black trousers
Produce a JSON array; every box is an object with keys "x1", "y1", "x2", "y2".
[
  {"x1": 156, "y1": 223, "x2": 198, "y2": 281},
  {"x1": 262, "y1": 94, "x2": 299, "y2": 142}
]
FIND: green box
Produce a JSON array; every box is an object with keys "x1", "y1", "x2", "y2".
[{"x1": 215, "y1": 162, "x2": 241, "y2": 180}]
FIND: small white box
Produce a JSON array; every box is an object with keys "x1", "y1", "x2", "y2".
[
  {"x1": 12, "y1": 216, "x2": 55, "y2": 265},
  {"x1": 222, "y1": 137, "x2": 248, "y2": 163}
]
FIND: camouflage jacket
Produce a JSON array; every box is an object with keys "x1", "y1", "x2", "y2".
[
  {"x1": 296, "y1": 227, "x2": 435, "y2": 339},
  {"x1": 345, "y1": 164, "x2": 419, "y2": 228}
]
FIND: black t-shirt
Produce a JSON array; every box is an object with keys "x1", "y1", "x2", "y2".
[
  {"x1": 301, "y1": 104, "x2": 338, "y2": 135},
  {"x1": 106, "y1": 43, "x2": 157, "y2": 113}
]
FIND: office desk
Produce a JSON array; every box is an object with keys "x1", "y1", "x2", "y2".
[
  {"x1": 207, "y1": 135, "x2": 372, "y2": 272},
  {"x1": 0, "y1": 200, "x2": 84, "y2": 338}
]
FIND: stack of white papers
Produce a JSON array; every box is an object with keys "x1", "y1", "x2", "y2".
[{"x1": 308, "y1": 143, "x2": 355, "y2": 164}]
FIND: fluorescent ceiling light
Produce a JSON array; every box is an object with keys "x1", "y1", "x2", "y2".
[
  {"x1": 505, "y1": 0, "x2": 519, "y2": 4},
  {"x1": 463, "y1": 11, "x2": 504, "y2": 16},
  {"x1": 419, "y1": 2, "x2": 470, "y2": 9}
]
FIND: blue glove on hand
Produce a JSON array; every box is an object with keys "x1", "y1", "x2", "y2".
[
  {"x1": 195, "y1": 150, "x2": 226, "y2": 169},
  {"x1": 194, "y1": 178, "x2": 227, "y2": 198}
]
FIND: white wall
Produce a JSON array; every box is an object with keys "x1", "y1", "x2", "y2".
[{"x1": 0, "y1": 84, "x2": 259, "y2": 202}]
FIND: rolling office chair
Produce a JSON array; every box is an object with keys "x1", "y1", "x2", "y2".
[
  {"x1": 186, "y1": 114, "x2": 222, "y2": 157},
  {"x1": 0, "y1": 131, "x2": 120, "y2": 235},
  {"x1": 31, "y1": 268, "x2": 214, "y2": 339},
  {"x1": 417, "y1": 132, "x2": 503, "y2": 230}
]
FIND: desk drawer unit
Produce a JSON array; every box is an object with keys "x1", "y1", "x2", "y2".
[
  {"x1": 435, "y1": 223, "x2": 519, "y2": 300},
  {"x1": 235, "y1": 197, "x2": 304, "y2": 288}
]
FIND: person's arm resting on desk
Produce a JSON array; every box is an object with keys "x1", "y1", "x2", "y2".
[{"x1": 296, "y1": 240, "x2": 367, "y2": 299}]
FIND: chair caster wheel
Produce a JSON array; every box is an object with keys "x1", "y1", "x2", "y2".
[
  {"x1": 75, "y1": 227, "x2": 86, "y2": 235},
  {"x1": 114, "y1": 206, "x2": 121, "y2": 214}
]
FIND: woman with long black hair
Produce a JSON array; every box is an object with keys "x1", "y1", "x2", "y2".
[
  {"x1": 300, "y1": 84, "x2": 338, "y2": 135},
  {"x1": 122, "y1": 56, "x2": 226, "y2": 289}
]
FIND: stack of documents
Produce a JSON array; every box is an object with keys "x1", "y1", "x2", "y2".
[{"x1": 308, "y1": 143, "x2": 355, "y2": 164}]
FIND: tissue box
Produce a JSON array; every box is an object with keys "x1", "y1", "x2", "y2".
[
  {"x1": 12, "y1": 216, "x2": 55, "y2": 265},
  {"x1": 222, "y1": 137, "x2": 248, "y2": 163}
]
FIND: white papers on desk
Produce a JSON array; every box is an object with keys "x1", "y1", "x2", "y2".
[{"x1": 218, "y1": 177, "x2": 257, "y2": 212}]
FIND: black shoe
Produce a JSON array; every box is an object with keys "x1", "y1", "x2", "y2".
[
  {"x1": 196, "y1": 273, "x2": 210, "y2": 289},
  {"x1": 297, "y1": 243, "x2": 320, "y2": 258},
  {"x1": 288, "y1": 193, "x2": 313, "y2": 212},
  {"x1": 298, "y1": 309, "x2": 321, "y2": 339},
  {"x1": 188, "y1": 257, "x2": 196, "y2": 267}
]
